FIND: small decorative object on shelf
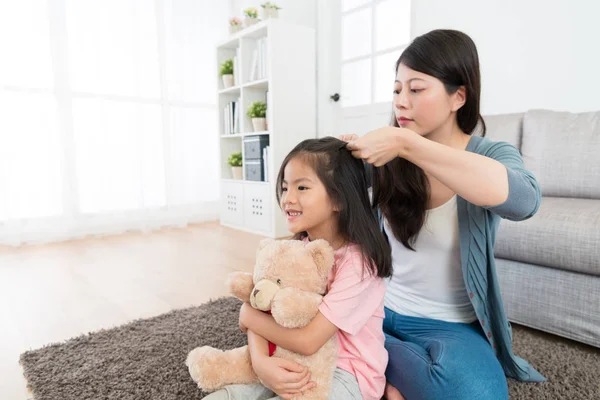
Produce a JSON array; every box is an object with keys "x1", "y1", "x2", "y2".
[
  {"x1": 228, "y1": 152, "x2": 243, "y2": 180},
  {"x1": 229, "y1": 17, "x2": 242, "y2": 34},
  {"x1": 247, "y1": 101, "x2": 267, "y2": 132},
  {"x1": 220, "y1": 58, "x2": 234, "y2": 88},
  {"x1": 243, "y1": 7, "x2": 259, "y2": 27},
  {"x1": 261, "y1": 2, "x2": 281, "y2": 19}
]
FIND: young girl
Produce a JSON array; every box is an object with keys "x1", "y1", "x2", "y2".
[
  {"x1": 343, "y1": 29, "x2": 545, "y2": 400},
  {"x1": 204, "y1": 137, "x2": 392, "y2": 400}
]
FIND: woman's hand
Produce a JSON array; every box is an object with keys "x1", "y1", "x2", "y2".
[
  {"x1": 345, "y1": 126, "x2": 416, "y2": 166},
  {"x1": 253, "y1": 354, "x2": 316, "y2": 399},
  {"x1": 339, "y1": 133, "x2": 359, "y2": 143}
]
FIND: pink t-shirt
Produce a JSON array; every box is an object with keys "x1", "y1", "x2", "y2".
[{"x1": 318, "y1": 242, "x2": 388, "y2": 400}]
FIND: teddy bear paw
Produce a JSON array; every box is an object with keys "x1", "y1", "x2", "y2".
[{"x1": 185, "y1": 346, "x2": 226, "y2": 391}]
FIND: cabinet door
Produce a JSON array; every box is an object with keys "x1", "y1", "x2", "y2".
[
  {"x1": 221, "y1": 181, "x2": 244, "y2": 225},
  {"x1": 243, "y1": 184, "x2": 272, "y2": 234}
]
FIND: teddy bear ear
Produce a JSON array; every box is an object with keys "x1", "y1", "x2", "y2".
[
  {"x1": 305, "y1": 239, "x2": 335, "y2": 278},
  {"x1": 257, "y1": 238, "x2": 276, "y2": 252}
]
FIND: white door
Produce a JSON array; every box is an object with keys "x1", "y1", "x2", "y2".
[{"x1": 317, "y1": 0, "x2": 412, "y2": 137}]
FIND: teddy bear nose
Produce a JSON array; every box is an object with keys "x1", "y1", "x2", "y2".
[{"x1": 253, "y1": 288, "x2": 260, "y2": 297}]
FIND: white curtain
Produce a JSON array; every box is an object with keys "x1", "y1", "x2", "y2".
[{"x1": 0, "y1": 0, "x2": 227, "y2": 246}]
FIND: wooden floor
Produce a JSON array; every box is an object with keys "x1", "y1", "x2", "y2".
[{"x1": 0, "y1": 221, "x2": 264, "y2": 400}]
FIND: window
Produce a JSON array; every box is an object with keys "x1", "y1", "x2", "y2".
[
  {"x1": 0, "y1": 0, "x2": 228, "y2": 244},
  {"x1": 340, "y1": 0, "x2": 411, "y2": 107}
]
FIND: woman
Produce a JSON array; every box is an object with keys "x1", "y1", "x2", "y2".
[{"x1": 343, "y1": 29, "x2": 545, "y2": 400}]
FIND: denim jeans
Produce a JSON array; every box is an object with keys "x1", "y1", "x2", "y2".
[{"x1": 384, "y1": 307, "x2": 509, "y2": 400}]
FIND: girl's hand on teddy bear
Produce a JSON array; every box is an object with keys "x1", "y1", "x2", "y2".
[{"x1": 254, "y1": 354, "x2": 316, "y2": 398}]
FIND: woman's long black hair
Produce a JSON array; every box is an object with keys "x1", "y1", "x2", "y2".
[
  {"x1": 276, "y1": 136, "x2": 392, "y2": 278},
  {"x1": 373, "y1": 29, "x2": 486, "y2": 250}
]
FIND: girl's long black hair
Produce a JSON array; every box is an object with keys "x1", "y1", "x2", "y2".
[{"x1": 276, "y1": 136, "x2": 392, "y2": 278}]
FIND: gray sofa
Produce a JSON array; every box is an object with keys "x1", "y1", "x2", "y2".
[{"x1": 480, "y1": 109, "x2": 600, "y2": 348}]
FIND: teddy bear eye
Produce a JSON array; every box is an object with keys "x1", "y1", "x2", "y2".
[{"x1": 276, "y1": 279, "x2": 282, "y2": 285}]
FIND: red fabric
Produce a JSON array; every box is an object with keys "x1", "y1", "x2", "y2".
[
  {"x1": 266, "y1": 310, "x2": 277, "y2": 356},
  {"x1": 268, "y1": 341, "x2": 277, "y2": 357}
]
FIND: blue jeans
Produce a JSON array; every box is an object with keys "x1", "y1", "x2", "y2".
[{"x1": 384, "y1": 307, "x2": 508, "y2": 400}]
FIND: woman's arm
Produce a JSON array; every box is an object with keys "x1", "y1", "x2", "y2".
[
  {"x1": 399, "y1": 130, "x2": 509, "y2": 207},
  {"x1": 240, "y1": 303, "x2": 337, "y2": 356},
  {"x1": 347, "y1": 127, "x2": 539, "y2": 214}
]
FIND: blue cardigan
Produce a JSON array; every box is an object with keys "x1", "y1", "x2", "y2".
[{"x1": 378, "y1": 135, "x2": 546, "y2": 382}]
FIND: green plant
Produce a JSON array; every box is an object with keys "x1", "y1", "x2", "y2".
[
  {"x1": 261, "y1": 2, "x2": 281, "y2": 9},
  {"x1": 243, "y1": 7, "x2": 258, "y2": 18},
  {"x1": 219, "y1": 59, "x2": 233, "y2": 76},
  {"x1": 227, "y1": 152, "x2": 242, "y2": 167},
  {"x1": 247, "y1": 101, "x2": 267, "y2": 118}
]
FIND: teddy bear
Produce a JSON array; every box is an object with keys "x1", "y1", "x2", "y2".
[{"x1": 186, "y1": 238, "x2": 338, "y2": 400}]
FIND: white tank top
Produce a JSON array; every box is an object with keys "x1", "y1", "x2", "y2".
[{"x1": 383, "y1": 195, "x2": 477, "y2": 323}]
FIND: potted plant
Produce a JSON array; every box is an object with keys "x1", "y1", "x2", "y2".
[
  {"x1": 243, "y1": 7, "x2": 259, "y2": 27},
  {"x1": 220, "y1": 58, "x2": 234, "y2": 88},
  {"x1": 228, "y1": 151, "x2": 243, "y2": 180},
  {"x1": 261, "y1": 2, "x2": 281, "y2": 19},
  {"x1": 229, "y1": 17, "x2": 242, "y2": 34},
  {"x1": 247, "y1": 101, "x2": 267, "y2": 132}
]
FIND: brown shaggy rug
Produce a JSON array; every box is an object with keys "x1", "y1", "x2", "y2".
[{"x1": 19, "y1": 297, "x2": 600, "y2": 400}]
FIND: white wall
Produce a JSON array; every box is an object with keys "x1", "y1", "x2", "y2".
[
  {"x1": 412, "y1": 0, "x2": 600, "y2": 114},
  {"x1": 226, "y1": 1, "x2": 600, "y2": 119}
]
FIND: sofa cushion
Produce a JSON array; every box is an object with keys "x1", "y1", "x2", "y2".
[
  {"x1": 480, "y1": 113, "x2": 524, "y2": 150},
  {"x1": 521, "y1": 110, "x2": 600, "y2": 199},
  {"x1": 497, "y1": 258, "x2": 600, "y2": 348},
  {"x1": 495, "y1": 197, "x2": 600, "y2": 276}
]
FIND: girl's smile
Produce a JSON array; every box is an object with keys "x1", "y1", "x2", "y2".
[{"x1": 280, "y1": 157, "x2": 339, "y2": 244}]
